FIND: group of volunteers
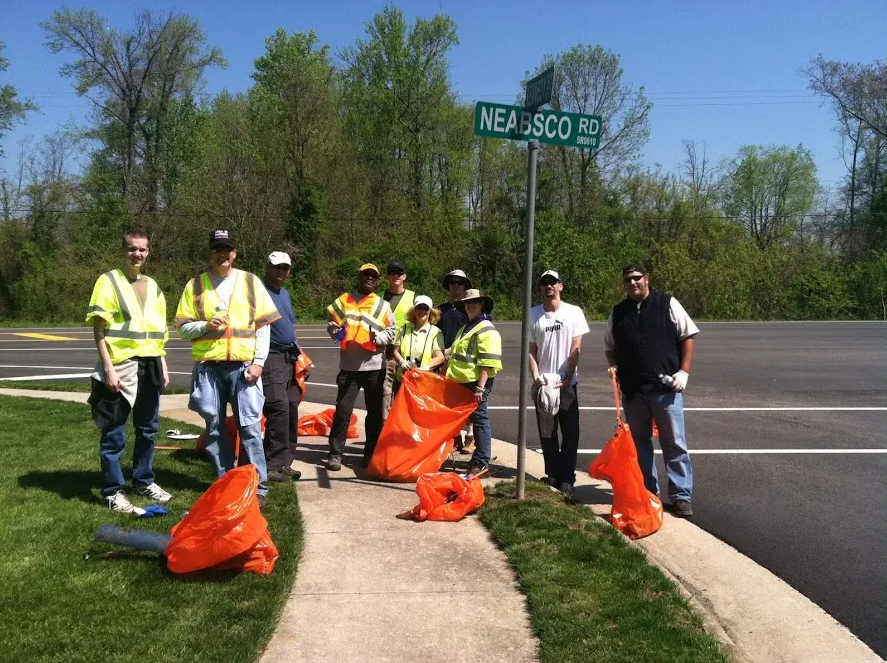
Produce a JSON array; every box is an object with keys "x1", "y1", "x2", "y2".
[{"x1": 87, "y1": 227, "x2": 699, "y2": 519}]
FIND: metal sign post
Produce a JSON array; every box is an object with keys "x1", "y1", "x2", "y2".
[{"x1": 515, "y1": 140, "x2": 539, "y2": 500}]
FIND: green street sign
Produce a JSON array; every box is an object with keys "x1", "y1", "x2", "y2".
[
  {"x1": 474, "y1": 101, "x2": 601, "y2": 149},
  {"x1": 525, "y1": 66, "x2": 554, "y2": 110}
]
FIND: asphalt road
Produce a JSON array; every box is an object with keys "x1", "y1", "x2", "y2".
[{"x1": 1, "y1": 320, "x2": 885, "y2": 657}]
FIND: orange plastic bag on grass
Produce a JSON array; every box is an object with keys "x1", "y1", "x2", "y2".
[
  {"x1": 165, "y1": 465, "x2": 279, "y2": 574},
  {"x1": 400, "y1": 471, "x2": 485, "y2": 521},
  {"x1": 589, "y1": 370, "x2": 664, "y2": 539},
  {"x1": 297, "y1": 408, "x2": 359, "y2": 438},
  {"x1": 367, "y1": 370, "x2": 477, "y2": 482}
]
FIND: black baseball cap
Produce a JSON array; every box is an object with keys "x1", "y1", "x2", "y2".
[
  {"x1": 622, "y1": 264, "x2": 646, "y2": 276},
  {"x1": 386, "y1": 261, "x2": 406, "y2": 274},
  {"x1": 209, "y1": 229, "x2": 235, "y2": 249}
]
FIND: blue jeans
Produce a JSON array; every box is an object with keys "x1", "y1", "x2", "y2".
[
  {"x1": 189, "y1": 361, "x2": 268, "y2": 496},
  {"x1": 623, "y1": 390, "x2": 693, "y2": 502},
  {"x1": 465, "y1": 378, "x2": 495, "y2": 467},
  {"x1": 99, "y1": 373, "x2": 160, "y2": 497}
]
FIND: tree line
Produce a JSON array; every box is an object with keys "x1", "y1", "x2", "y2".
[{"x1": 0, "y1": 6, "x2": 884, "y2": 322}]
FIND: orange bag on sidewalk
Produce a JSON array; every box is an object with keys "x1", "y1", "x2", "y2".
[
  {"x1": 399, "y1": 471, "x2": 485, "y2": 521},
  {"x1": 589, "y1": 370, "x2": 664, "y2": 539},
  {"x1": 165, "y1": 465, "x2": 279, "y2": 574},
  {"x1": 367, "y1": 370, "x2": 477, "y2": 482},
  {"x1": 297, "y1": 408, "x2": 359, "y2": 438}
]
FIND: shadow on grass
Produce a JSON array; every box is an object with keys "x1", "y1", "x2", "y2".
[{"x1": 18, "y1": 468, "x2": 211, "y2": 503}]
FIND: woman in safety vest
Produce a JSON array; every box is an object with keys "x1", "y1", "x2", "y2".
[
  {"x1": 391, "y1": 295, "x2": 445, "y2": 398},
  {"x1": 445, "y1": 289, "x2": 503, "y2": 476}
]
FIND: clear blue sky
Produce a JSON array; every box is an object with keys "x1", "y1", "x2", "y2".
[{"x1": 2, "y1": 0, "x2": 884, "y2": 188}]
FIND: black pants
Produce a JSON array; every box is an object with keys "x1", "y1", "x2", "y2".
[
  {"x1": 329, "y1": 368, "x2": 385, "y2": 461},
  {"x1": 262, "y1": 351, "x2": 299, "y2": 471},
  {"x1": 536, "y1": 385, "x2": 580, "y2": 485}
]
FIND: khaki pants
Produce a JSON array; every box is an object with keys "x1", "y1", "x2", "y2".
[{"x1": 382, "y1": 358, "x2": 397, "y2": 419}]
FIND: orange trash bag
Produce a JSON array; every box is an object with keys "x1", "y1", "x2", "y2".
[
  {"x1": 165, "y1": 465, "x2": 279, "y2": 574},
  {"x1": 297, "y1": 408, "x2": 359, "y2": 438},
  {"x1": 368, "y1": 370, "x2": 476, "y2": 482},
  {"x1": 399, "y1": 471, "x2": 485, "y2": 522},
  {"x1": 294, "y1": 351, "x2": 314, "y2": 402},
  {"x1": 589, "y1": 370, "x2": 664, "y2": 539}
]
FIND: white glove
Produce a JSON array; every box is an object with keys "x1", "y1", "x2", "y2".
[
  {"x1": 400, "y1": 360, "x2": 412, "y2": 373},
  {"x1": 671, "y1": 370, "x2": 689, "y2": 392},
  {"x1": 607, "y1": 365, "x2": 618, "y2": 377},
  {"x1": 534, "y1": 375, "x2": 546, "y2": 387}
]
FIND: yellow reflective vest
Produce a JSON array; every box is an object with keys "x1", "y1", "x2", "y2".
[
  {"x1": 445, "y1": 319, "x2": 503, "y2": 383},
  {"x1": 86, "y1": 269, "x2": 168, "y2": 364},
  {"x1": 174, "y1": 269, "x2": 281, "y2": 362},
  {"x1": 327, "y1": 292, "x2": 394, "y2": 351},
  {"x1": 389, "y1": 289, "x2": 415, "y2": 328},
  {"x1": 394, "y1": 322, "x2": 444, "y2": 381}
]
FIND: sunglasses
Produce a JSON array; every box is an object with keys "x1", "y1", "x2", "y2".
[
  {"x1": 539, "y1": 279, "x2": 558, "y2": 286},
  {"x1": 623, "y1": 275, "x2": 645, "y2": 284},
  {"x1": 449, "y1": 279, "x2": 467, "y2": 286}
]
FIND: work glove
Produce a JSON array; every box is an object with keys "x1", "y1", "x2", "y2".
[
  {"x1": 607, "y1": 366, "x2": 618, "y2": 378},
  {"x1": 671, "y1": 370, "x2": 689, "y2": 392},
  {"x1": 534, "y1": 375, "x2": 547, "y2": 387},
  {"x1": 399, "y1": 360, "x2": 412, "y2": 373}
]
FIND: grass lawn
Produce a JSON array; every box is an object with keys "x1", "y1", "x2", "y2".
[
  {"x1": 0, "y1": 395, "x2": 302, "y2": 663},
  {"x1": 0, "y1": 380, "x2": 190, "y2": 395},
  {"x1": 479, "y1": 481, "x2": 730, "y2": 663}
]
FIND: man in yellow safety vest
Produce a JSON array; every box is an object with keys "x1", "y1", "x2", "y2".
[
  {"x1": 87, "y1": 229, "x2": 171, "y2": 513},
  {"x1": 174, "y1": 229, "x2": 281, "y2": 508},
  {"x1": 325, "y1": 263, "x2": 396, "y2": 471},
  {"x1": 381, "y1": 261, "x2": 415, "y2": 418}
]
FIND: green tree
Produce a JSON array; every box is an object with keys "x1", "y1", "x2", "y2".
[
  {"x1": 0, "y1": 40, "x2": 37, "y2": 158},
  {"x1": 721, "y1": 144, "x2": 818, "y2": 249}
]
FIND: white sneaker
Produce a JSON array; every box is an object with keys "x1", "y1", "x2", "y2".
[
  {"x1": 136, "y1": 483, "x2": 172, "y2": 503},
  {"x1": 106, "y1": 491, "x2": 136, "y2": 513}
]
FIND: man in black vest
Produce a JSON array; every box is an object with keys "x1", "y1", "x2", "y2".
[{"x1": 604, "y1": 265, "x2": 699, "y2": 518}]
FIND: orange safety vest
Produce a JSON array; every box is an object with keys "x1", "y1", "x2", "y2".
[{"x1": 327, "y1": 292, "x2": 393, "y2": 352}]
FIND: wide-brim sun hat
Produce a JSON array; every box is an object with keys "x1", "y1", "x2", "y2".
[
  {"x1": 460, "y1": 288, "x2": 494, "y2": 313},
  {"x1": 442, "y1": 269, "x2": 473, "y2": 291}
]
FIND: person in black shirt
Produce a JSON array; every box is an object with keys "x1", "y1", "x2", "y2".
[{"x1": 438, "y1": 269, "x2": 473, "y2": 453}]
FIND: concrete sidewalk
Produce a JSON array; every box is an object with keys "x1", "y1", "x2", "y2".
[{"x1": 1, "y1": 387, "x2": 882, "y2": 663}]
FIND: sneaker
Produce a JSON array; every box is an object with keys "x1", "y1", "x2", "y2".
[
  {"x1": 106, "y1": 491, "x2": 136, "y2": 513},
  {"x1": 671, "y1": 500, "x2": 693, "y2": 518},
  {"x1": 466, "y1": 461, "x2": 489, "y2": 477},
  {"x1": 560, "y1": 483, "x2": 576, "y2": 504},
  {"x1": 136, "y1": 483, "x2": 172, "y2": 503},
  {"x1": 326, "y1": 455, "x2": 342, "y2": 472}
]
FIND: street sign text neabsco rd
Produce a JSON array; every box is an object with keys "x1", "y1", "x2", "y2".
[{"x1": 474, "y1": 101, "x2": 602, "y2": 149}]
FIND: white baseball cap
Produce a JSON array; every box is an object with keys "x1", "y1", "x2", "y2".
[
  {"x1": 414, "y1": 295, "x2": 433, "y2": 309},
  {"x1": 268, "y1": 251, "x2": 292, "y2": 267},
  {"x1": 538, "y1": 269, "x2": 561, "y2": 284}
]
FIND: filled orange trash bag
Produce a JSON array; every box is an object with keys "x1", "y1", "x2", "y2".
[
  {"x1": 297, "y1": 408, "x2": 359, "y2": 438},
  {"x1": 165, "y1": 465, "x2": 279, "y2": 574},
  {"x1": 367, "y1": 370, "x2": 476, "y2": 482},
  {"x1": 589, "y1": 371, "x2": 663, "y2": 539},
  {"x1": 399, "y1": 471, "x2": 485, "y2": 522}
]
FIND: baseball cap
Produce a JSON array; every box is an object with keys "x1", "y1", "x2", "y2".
[
  {"x1": 537, "y1": 269, "x2": 562, "y2": 284},
  {"x1": 414, "y1": 295, "x2": 433, "y2": 309},
  {"x1": 386, "y1": 261, "x2": 406, "y2": 274},
  {"x1": 622, "y1": 264, "x2": 647, "y2": 276},
  {"x1": 268, "y1": 251, "x2": 291, "y2": 267},
  {"x1": 209, "y1": 229, "x2": 235, "y2": 249},
  {"x1": 358, "y1": 263, "x2": 380, "y2": 275}
]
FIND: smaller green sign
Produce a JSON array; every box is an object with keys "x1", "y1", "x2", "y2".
[
  {"x1": 474, "y1": 101, "x2": 601, "y2": 149},
  {"x1": 525, "y1": 67, "x2": 554, "y2": 110}
]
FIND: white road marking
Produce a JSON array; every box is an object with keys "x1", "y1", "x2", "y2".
[
  {"x1": 0, "y1": 373, "x2": 92, "y2": 381},
  {"x1": 576, "y1": 448, "x2": 887, "y2": 454}
]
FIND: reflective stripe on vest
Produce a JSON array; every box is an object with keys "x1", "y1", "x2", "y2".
[{"x1": 93, "y1": 270, "x2": 167, "y2": 364}]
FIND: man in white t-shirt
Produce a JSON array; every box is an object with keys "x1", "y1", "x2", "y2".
[{"x1": 529, "y1": 269, "x2": 590, "y2": 501}]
